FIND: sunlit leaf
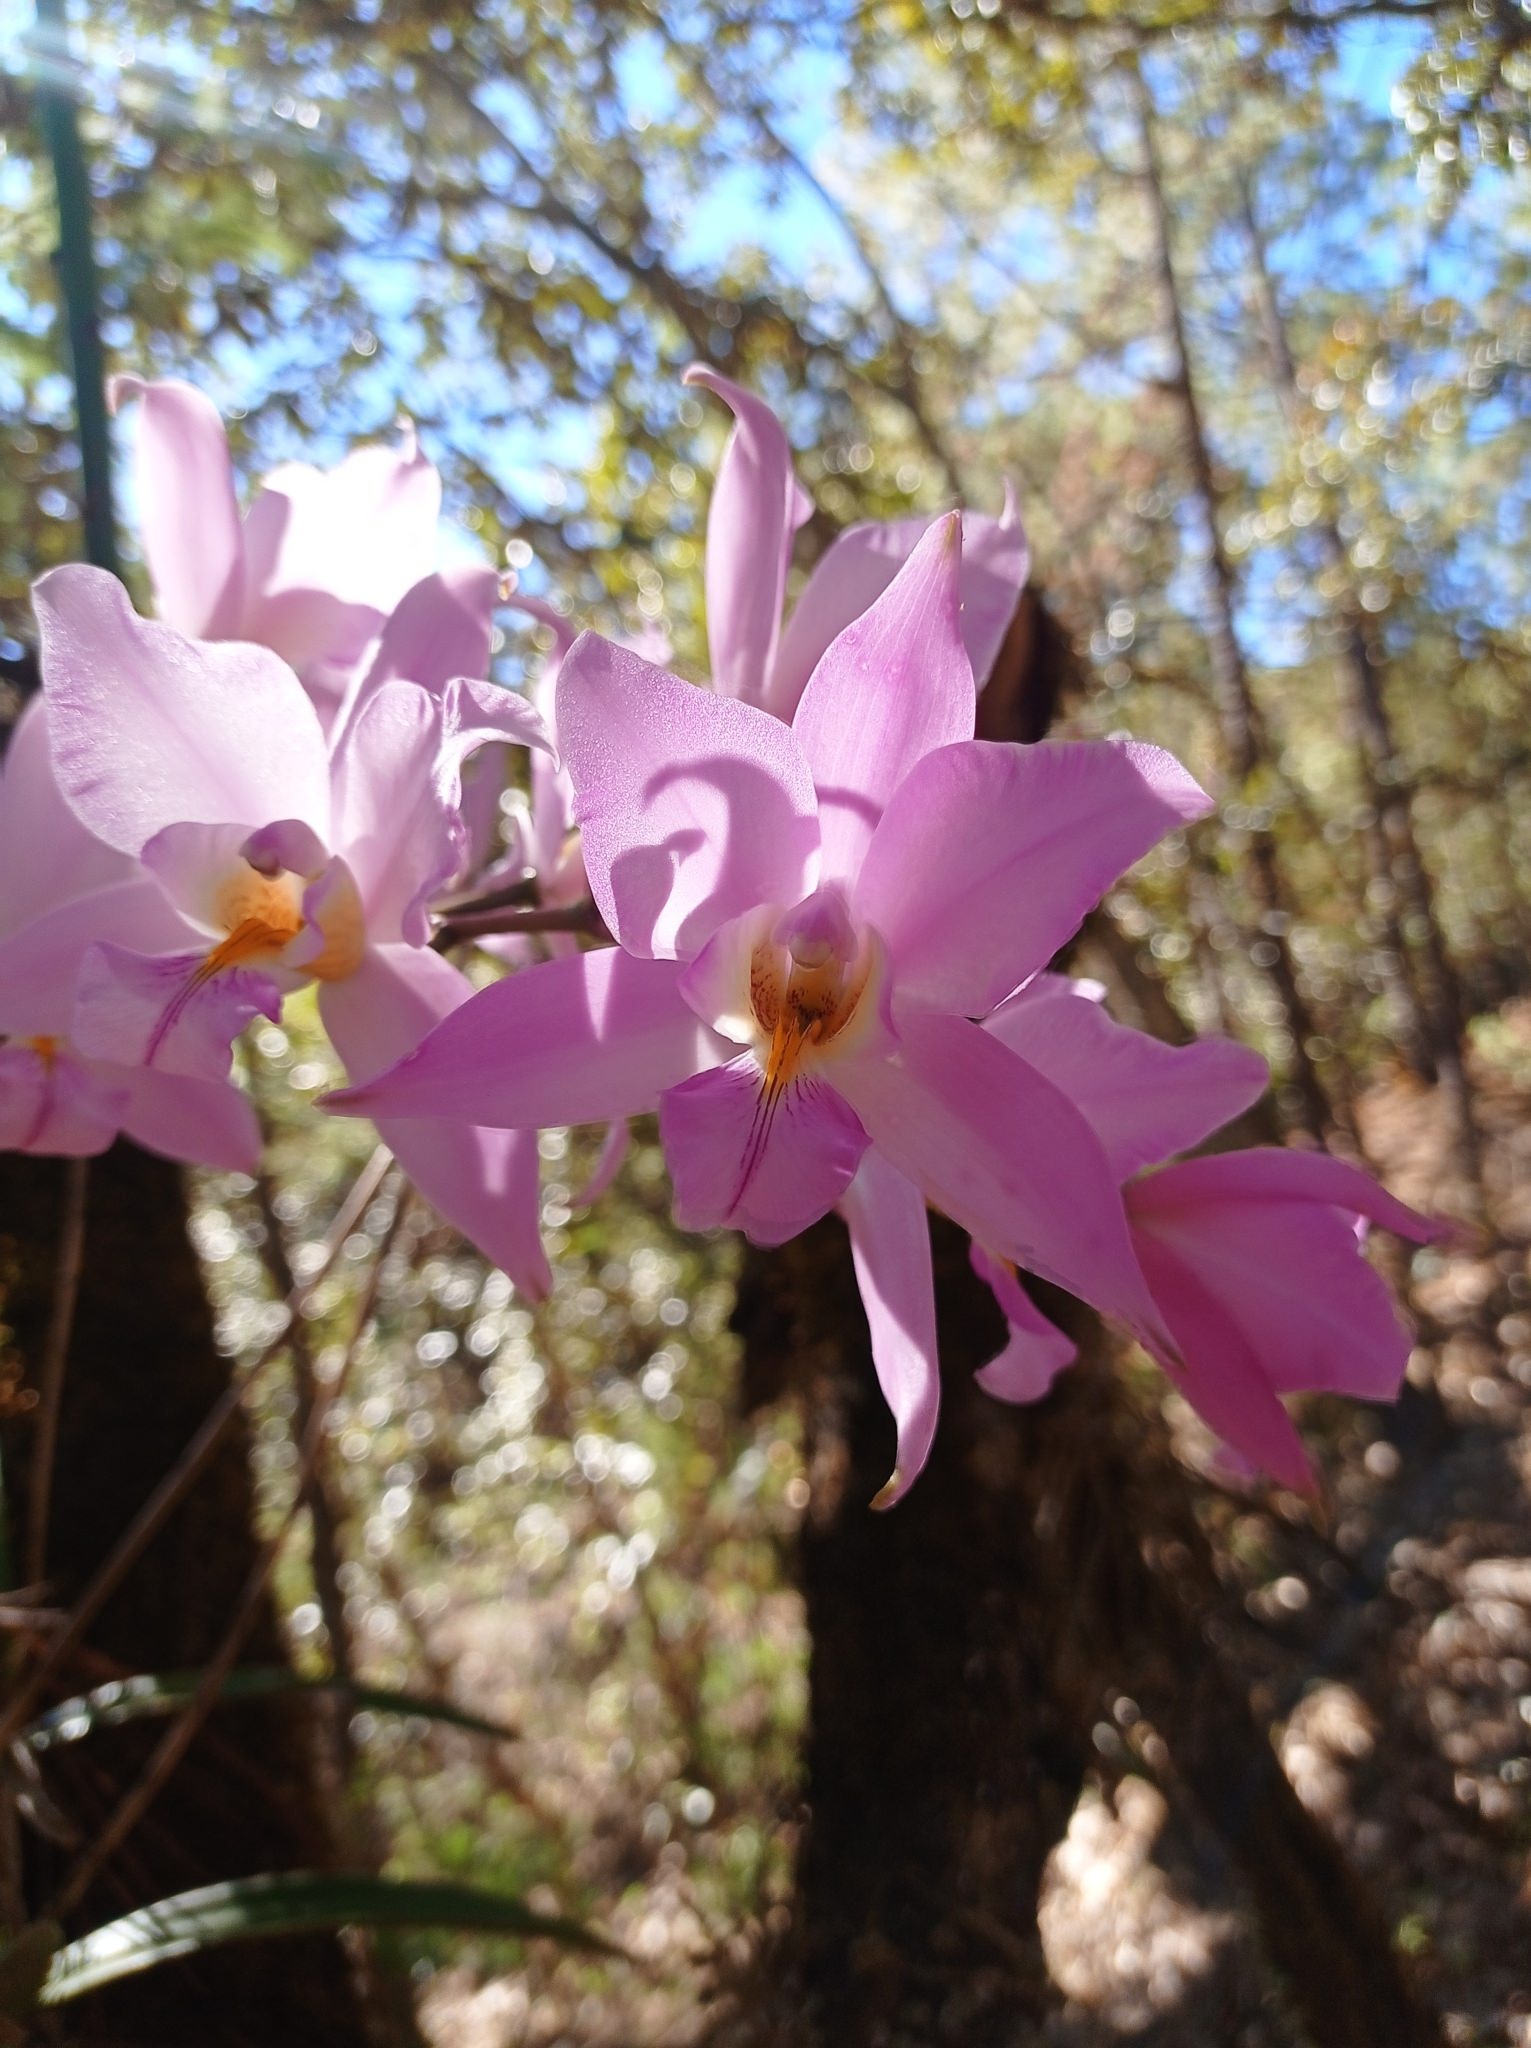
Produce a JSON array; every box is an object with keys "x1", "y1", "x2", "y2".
[
  {"x1": 20, "y1": 1667, "x2": 518, "y2": 1751},
  {"x1": 40, "y1": 1872, "x2": 618, "y2": 2005}
]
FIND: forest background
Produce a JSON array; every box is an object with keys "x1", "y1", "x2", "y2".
[{"x1": 0, "y1": 0, "x2": 1529, "y2": 2043}]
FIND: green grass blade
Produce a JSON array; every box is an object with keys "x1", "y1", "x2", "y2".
[
  {"x1": 21, "y1": 1667, "x2": 518, "y2": 1750},
  {"x1": 41, "y1": 1872, "x2": 618, "y2": 2004}
]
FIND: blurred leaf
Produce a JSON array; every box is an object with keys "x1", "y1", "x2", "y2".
[
  {"x1": 40, "y1": 1872, "x2": 618, "y2": 2005},
  {"x1": 20, "y1": 1667, "x2": 518, "y2": 1751}
]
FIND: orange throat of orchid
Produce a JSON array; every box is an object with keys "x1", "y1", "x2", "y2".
[
  {"x1": 145, "y1": 858, "x2": 365, "y2": 1068},
  {"x1": 750, "y1": 936, "x2": 872, "y2": 1095}
]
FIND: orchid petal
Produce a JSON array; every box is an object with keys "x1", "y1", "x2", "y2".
[
  {"x1": 327, "y1": 947, "x2": 729, "y2": 1130},
  {"x1": 244, "y1": 436, "x2": 441, "y2": 619},
  {"x1": 791, "y1": 513, "x2": 973, "y2": 885},
  {"x1": 328, "y1": 682, "x2": 456, "y2": 945},
  {"x1": 0, "y1": 880, "x2": 202, "y2": 1038},
  {"x1": 439, "y1": 674, "x2": 556, "y2": 779},
  {"x1": 117, "y1": 1064, "x2": 263, "y2": 1173},
  {"x1": 969, "y1": 1246, "x2": 1077, "y2": 1403},
  {"x1": 140, "y1": 821, "x2": 276, "y2": 931},
  {"x1": 556, "y1": 632, "x2": 819, "y2": 960},
  {"x1": 1130, "y1": 1229, "x2": 1317, "y2": 1492},
  {"x1": 574, "y1": 1119, "x2": 631, "y2": 1208},
  {"x1": 833, "y1": 1013, "x2": 1175, "y2": 1358},
  {"x1": 36, "y1": 566, "x2": 332, "y2": 853},
  {"x1": 771, "y1": 490, "x2": 1030, "y2": 719},
  {"x1": 0, "y1": 699, "x2": 131, "y2": 938},
  {"x1": 684, "y1": 365, "x2": 811, "y2": 711},
  {"x1": 986, "y1": 983, "x2": 1268, "y2": 1179},
  {"x1": 504, "y1": 589, "x2": 579, "y2": 665},
  {"x1": 659, "y1": 1054, "x2": 868, "y2": 1245},
  {"x1": 112, "y1": 375, "x2": 246, "y2": 639},
  {"x1": 1130, "y1": 1147, "x2": 1440, "y2": 1245},
  {"x1": 342, "y1": 564, "x2": 500, "y2": 725},
  {"x1": 321, "y1": 947, "x2": 551, "y2": 1300},
  {"x1": 855, "y1": 738, "x2": 1211, "y2": 1016},
  {"x1": 0, "y1": 1042, "x2": 126, "y2": 1156},
  {"x1": 839, "y1": 1151, "x2": 940, "y2": 1508},
  {"x1": 73, "y1": 942, "x2": 282, "y2": 1080},
  {"x1": 1129, "y1": 1149, "x2": 1437, "y2": 1405}
]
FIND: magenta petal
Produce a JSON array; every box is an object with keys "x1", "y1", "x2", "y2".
[
  {"x1": 0, "y1": 699, "x2": 131, "y2": 937},
  {"x1": 833, "y1": 1013, "x2": 1175, "y2": 1358},
  {"x1": 1130, "y1": 1146, "x2": 1440, "y2": 1245},
  {"x1": 504, "y1": 589, "x2": 578, "y2": 665},
  {"x1": 0, "y1": 1043, "x2": 126, "y2": 1156},
  {"x1": 556, "y1": 631, "x2": 819, "y2": 959},
  {"x1": 0, "y1": 880, "x2": 201, "y2": 1038},
  {"x1": 772, "y1": 492, "x2": 1030, "y2": 720},
  {"x1": 659, "y1": 1055, "x2": 868, "y2": 1246},
  {"x1": 854, "y1": 737, "x2": 1211, "y2": 1017},
  {"x1": 73, "y1": 943, "x2": 282, "y2": 1080},
  {"x1": 342, "y1": 564, "x2": 500, "y2": 726},
  {"x1": 1129, "y1": 1149, "x2": 1433, "y2": 1404},
  {"x1": 684, "y1": 364, "x2": 810, "y2": 711},
  {"x1": 329, "y1": 681, "x2": 456, "y2": 945},
  {"x1": 117, "y1": 1064, "x2": 262, "y2": 1172},
  {"x1": 321, "y1": 947, "x2": 551, "y2": 1299},
  {"x1": 113, "y1": 376, "x2": 246, "y2": 639},
  {"x1": 439, "y1": 674, "x2": 556, "y2": 784},
  {"x1": 838, "y1": 1151, "x2": 940, "y2": 1507},
  {"x1": 791, "y1": 513, "x2": 973, "y2": 885},
  {"x1": 1128, "y1": 1228, "x2": 1316, "y2": 1492},
  {"x1": 986, "y1": 983, "x2": 1269, "y2": 1178},
  {"x1": 36, "y1": 566, "x2": 332, "y2": 854},
  {"x1": 969, "y1": 1245, "x2": 1077, "y2": 1403},
  {"x1": 327, "y1": 947, "x2": 728, "y2": 1129},
  {"x1": 574, "y1": 1119, "x2": 630, "y2": 1208},
  {"x1": 244, "y1": 438, "x2": 441, "y2": 620}
]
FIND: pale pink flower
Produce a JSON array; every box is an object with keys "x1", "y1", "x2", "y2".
[
  {"x1": 0, "y1": 697, "x2": 260, "y2": 1168},
  {"x1": 686, "y1": 365, "x2": 1029, "y2": 720},
  {"x1": 973, "y1": 974, "x2": 1439, "y2": 1488},
  {"x1": 16, "y1": 565, "x2": 554, "y2": 1296},
  {"x1": 330, "y1": 516, "x2": 1204, "y2": 1500},
  {"x1": 112, "y1": 375, "x2": 499, "y2": 733}
]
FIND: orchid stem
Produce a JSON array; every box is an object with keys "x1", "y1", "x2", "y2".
[
  {"x1": 23, "y1": 1158, "x2": 88, "y2": 1592},
  {"x1": 33, "y1": 0, "x2": 120, "y2": 578},
  {"x1": 432, "y1": 897, "x2": 609, "y2": 948}
]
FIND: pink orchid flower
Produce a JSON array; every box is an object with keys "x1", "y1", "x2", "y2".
[
  {"x1": 329, "y1": 515, "x2": 1207, "y2": 1502},
  {"x1": 16, "y1": 565, "x2": 555, "y2": 1297},
  {"x1": 112, "y1": 375, "x2": 498, "y2": 735},
  {"x1": 686, "y1": 364, "x2": 1029, "y2": 721},
  {"x1": 0, "y1": 696, "x2": 262, "y2": 1168},
  {"x1": 972, "y1": 974, "x2": 1440, "y2": 1489}
]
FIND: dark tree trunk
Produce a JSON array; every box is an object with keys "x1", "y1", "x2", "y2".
[
  {"x1": 737, "y1": 1216, "x2": 1444, "y2": 2048},
  {"x1": 0, "y1": 1143, "x2": 370, "y2": 2046}
]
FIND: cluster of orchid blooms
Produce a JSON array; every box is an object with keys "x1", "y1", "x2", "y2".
[{"x1": 0, "y1": 366, "x2": 1437, "y2": 1505}]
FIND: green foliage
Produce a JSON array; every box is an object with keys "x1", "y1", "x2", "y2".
[
  {"x1": 37, "y1": 1872, "x2": 616, "y2": 2006},
  {"x1": 19, "y1": 1666, "x2": 520, "y2": 1751}
]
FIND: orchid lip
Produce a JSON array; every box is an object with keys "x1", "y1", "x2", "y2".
[{"x1": 142, "y1": 854, "x2": 366, "y2": 1068}]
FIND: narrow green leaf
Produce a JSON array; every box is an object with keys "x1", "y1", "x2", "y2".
[
  {"x1": 41, "y1": 1873, "x2": 618, "y2": 2005},
  {"x1": 21, "y1": 1667, "x2": 518, "y2": 1750}
]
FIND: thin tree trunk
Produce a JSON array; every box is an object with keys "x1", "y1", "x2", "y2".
[
  {"x1": 1131, "y1": 63, "x2": 1343, "y2": 1145},
  {"x1": 1237, "y1": 175, "x2": 1482, "y2": 1183},
  {"x1": 0, "y1": 1144, "x2": 371, "y2": 2046}
]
